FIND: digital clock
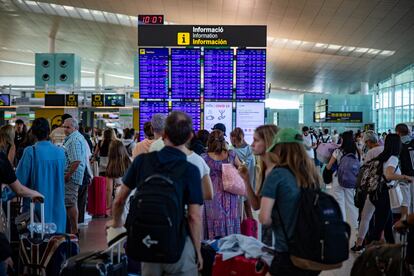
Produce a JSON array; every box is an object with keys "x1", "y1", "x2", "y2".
[{"x1": 138, "y1": 15, "x2": 164, "y2": 25}]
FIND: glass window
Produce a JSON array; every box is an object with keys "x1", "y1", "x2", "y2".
[
  {"x1": 395, "y1": 85, "x2": 402, "y2": 107},
  {"x1": 403, "y1": 105, "x2": 410, "y2": 123},
  {"x1": 395, "y1": 107, "x2": 402, "y2": 124},
  {"x1": 411, "y1": 82, "x2": 414, "y2": 107},
  {"x1": 403, "y1": 83, "x2": 410, "y2": 106},
  {"x1": 383, "y1": 89, "x2": 390, "y2": 108}
]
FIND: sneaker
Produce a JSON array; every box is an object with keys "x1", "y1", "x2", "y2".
[{"x1": 351, "y1": 243, "x2": 365, "y2": 253}]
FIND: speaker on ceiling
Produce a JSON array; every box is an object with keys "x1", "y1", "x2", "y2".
[
  {"x1": 35, "y1": 53, "x2": 55, "y2": 90},
  {"x1": 54, "y1": 53, "x2": 81, "y2": 89}
]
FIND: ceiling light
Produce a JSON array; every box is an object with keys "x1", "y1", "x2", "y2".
[
  {"x1": 340, "y1": 46, "x2": 355, "y2": 52},
  {"x1": 50, "y1": 3, "x2": 56, "y2": 8},
  {"x1": 380, "y1": 50, "x2": 395, "y2": 56},
  {"x1": 355, "y1": 47, "x2": 369, "y2": 53},
  {"x1": 267, "y1": 36, "x2": 275, "y2": 41},
  {"x1": 315, "y1": 43, "x2": 328, "y2": 48},
  {"x1": 367, "y1": 49, "x2": 380, "y2": 55},
  {"x1": 25, "y1": 1, "x2": 38, "y2": 6},
  {"x1": 106, "y1": 73, "x2": 133, "y2": 80},
  {"x1": 327, "y1": 44, "x2": 341, "y2": 50},
  {"x1": 63, "y1": 5, "x2": 74, "y2": 11},
  {"x1": 0, "y1": 59, "x2": 34, "y2": 66},
  {"x1": 81, "y1": 70, "x2": 95, "y2": 74},
  {"x1": 290, "y1": 40, "x2": 302, "y2": 45}
]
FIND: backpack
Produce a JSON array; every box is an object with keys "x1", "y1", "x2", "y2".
[
  {"x1": 400, "y1": 139, "x2": 414, "y2": 176},
  {"x1": 126, "y1": 142, "x2": 134, "y2": 156},
  {"x1": 337, "y1": 152, "x2": 360, "y2": 188},
  {"x1": 275, "y1": 188, "x2": 351, "y2": 271},
  {"x1": 321, "y1": 136, "x2": 331, "y2": 144},
  {"x1": 125, "y1": 152, "x2": 188, "y2": 263}
]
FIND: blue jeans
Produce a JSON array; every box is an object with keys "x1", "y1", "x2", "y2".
[{"x1": 0, "y1": 261, "x2": 7, "y2": 276}]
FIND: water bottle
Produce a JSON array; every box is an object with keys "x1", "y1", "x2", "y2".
[{"x1": 28, "y1": 222, "x2": 57, "y2": 234}]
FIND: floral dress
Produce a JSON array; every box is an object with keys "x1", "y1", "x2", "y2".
[{"x1": 202, "y1": 150, "x2": 241, "y2": 240}]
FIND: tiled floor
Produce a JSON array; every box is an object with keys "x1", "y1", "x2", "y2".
[{"x1": 79, "y1": 216, "x2": 358, "y2": 276}]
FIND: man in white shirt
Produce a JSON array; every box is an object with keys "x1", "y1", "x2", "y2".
[
  {"x1": 149, "y1": 114, "x2": 167, "y2": 152},
  {"x1": 302, "y1": 126, "x2": 316, "y2": 160}
]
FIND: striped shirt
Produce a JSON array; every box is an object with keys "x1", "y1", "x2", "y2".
[{"x1": 63, "y1": 131, "x2": 87, "y2": 185}]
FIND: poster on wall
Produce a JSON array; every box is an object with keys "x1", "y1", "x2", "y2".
[
  {"x1": 236, "y1": 102, "x2": 265, "y2": 144},
  {"x1": 204, "y1": 101, "x2": 233, "y2": 142}
]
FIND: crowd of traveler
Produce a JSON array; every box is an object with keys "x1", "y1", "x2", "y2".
[{"x1": 2, "y1": 111, "x2": 414, "y2": 275}]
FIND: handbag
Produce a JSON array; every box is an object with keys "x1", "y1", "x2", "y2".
[
  {"x1": 388, "y1": 184, "x2": 403, "y2": 209},
  {"x1": 222, "y1": 162, "x2": 246, "y2": 196}
]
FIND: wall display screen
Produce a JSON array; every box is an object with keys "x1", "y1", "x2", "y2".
[
  {"x1": 314, "y1": 99, "x2": 328, "y2": 123},
  {"x1": 0, "y1": 94, "x2": 10, "y2": 106},
  {"x1": 171, "y1": 49, "x2": 201, "y2": 99},
  {"x1": 236, "y1": 102, "x2": 265, "y2": 144},
  {"x1": 204, "y1": 49, "x2": 233, "y2": 99},
  {"x1": 45, "y1": 94, "x2": 65, "y2": 106},
  {"x1": 171, "y1": 101, "x2": 201, "y2": 131},
  {"x1": 65, "y1": 94, "x2": 78, "y2": 107},
  {"x1": 236, "y1": 49, "x2": 266, "y2": 100},
  {"x1": 139, "y1": 101, "x2": 169, "y2": 141},
  {"x1": 326, "y1": 112, "x2": 362, "y2": 123},
  {"x1": 92, "y1": 94, "x2": 104, "y2": 107},
  {"x1": 139, "y1": 48, "x2": 169, "y2": 99},
  {"x1": 204, "y1": 101, "x2": 233, "y2": 142},
  {"x1": 104, "y1": 95, "x2": 126, "y2": 107}
]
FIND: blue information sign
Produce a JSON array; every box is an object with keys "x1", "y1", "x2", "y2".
[
  {"x1": 171, "y1": 101, "x2": 201, "y2": 131},
  {"x1": 139, "y1": 48, "x2": 169, "y2": 99},
  {"x1": 171, "y1": 49, "x2": 201, "y2": 99},
  {"x1": 139, "y1": 101, "x2": 169, "y2": 140},
  {"x1": 236, "y1": 49, "x2": 266, "y2": 100},
  {"x1": 204, "y1": 49, "x2": 233, "y2": 99}
]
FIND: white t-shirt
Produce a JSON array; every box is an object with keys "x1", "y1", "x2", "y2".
[
  {"x1": 303, "y1": 134, "x2": 315, "y2": 159},
  {"x1": 149, "y1": 137, "x2": 165, "y2": 152},
  {"x1": 383, "y1": 156, "x2": 401, "y2": 188},
  {"x1": 187, "y1": 152, "x2": 210, "y2": 179},
  {"x1": 364, "y1": 146, "x2": 384, "y2": 164}
]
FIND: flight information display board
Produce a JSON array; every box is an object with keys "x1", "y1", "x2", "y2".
[
  {"x1": 139, "y1": 48, "x2": 169, "y2": 99},
  {"x1": 236, "y1": 49, "x2": 266, "y2": 100},
  {"x1": 0, "y1": 94, "x2": 10, "y2": 106},
  {"x1": 139, "y1": 101, "x2": 169, "y2": 141},
  {"x1": 204, "y1": 49, "x2": 233, "y2": 99},
  {"x1": 171, "y1": 49, "x2": 201, "y2": 99},
  {"x1": 171, "y1": 101, "x2": 201, "y2": 131}
]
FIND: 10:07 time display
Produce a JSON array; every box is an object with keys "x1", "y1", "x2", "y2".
[{"x1": 138, "y1": 15, "x2": 164, "y2": 25}]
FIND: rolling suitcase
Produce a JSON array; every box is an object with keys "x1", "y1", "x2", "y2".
[
  {"x1": 60, "y1": 236, "x2": 128, "y2": 275},
  {"x1": 19, "y1": 198, "x2": 79, "y2": 276},
  {"x1": 212, "y1": 254, "x2": 269, "y2": 276},
  {"x1": 87, "y1": 176, "x2": 107, "y2": 217}
]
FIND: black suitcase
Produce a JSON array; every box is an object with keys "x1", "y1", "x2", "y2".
[{"x1": 60, "y1": 236, "x2": 128, "y2": 275}]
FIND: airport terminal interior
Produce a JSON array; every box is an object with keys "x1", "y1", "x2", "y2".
[{"x1": 2, "y1": 0, "x2": 414, "y2": 275}]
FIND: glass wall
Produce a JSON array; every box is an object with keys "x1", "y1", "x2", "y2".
[{"x1": 374, "y1": 65, "x2": 414, "y2": 133}]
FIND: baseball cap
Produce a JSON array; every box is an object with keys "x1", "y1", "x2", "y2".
[
  {"x1": 212, "y1": 123, "x2": 226, "y2": 136},
  {"x1": 267, "y1": 128, "x2": 303, "y2": 152}
]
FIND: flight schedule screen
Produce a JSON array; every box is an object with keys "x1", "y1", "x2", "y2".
[
  {"x1": 139, "y1": 48, "x2": 169, "y2": 99},
  {"x1": 236, "y1": 49, "x2": 266, "y2": 100},
  {"x1": 204, "y1": 49, "x2": 233, "y2": 99},
  {"x1": 171, "y1": 101, "x2": 201, "y2": 131},
  {"x1": 171, "y1": 49, "x2": 201, "y2": 99},
  {"x1": 139, "y1": 101, "x2": 169, "y2": 140}
]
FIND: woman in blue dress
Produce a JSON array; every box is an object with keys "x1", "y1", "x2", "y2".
[{"x1": 16, "y1": 118, "x2": 67, "y2": 233}]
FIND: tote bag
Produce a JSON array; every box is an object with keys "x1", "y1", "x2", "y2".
[
  {"x1": 222, "y1": 163, "x2": 246, "y2": 196},
  {"x1": 388, "y1": 184, "x2": 403, "y2": 209}
]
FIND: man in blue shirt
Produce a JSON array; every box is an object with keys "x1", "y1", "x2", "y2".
[
  {"x1": 108, "y1": 111, "x2": 204, "y2": 275},
  {"x1": 62, "y1": 117, "x2": 87, "y2": 235}
]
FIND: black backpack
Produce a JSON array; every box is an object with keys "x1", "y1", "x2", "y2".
[
  {"x1": 400, "y1": 139, "x2": 414, "y2": 176},
  {"x1": 125, "y1": 152, "x2": 188, "y2": 263},
  {"x1": 275, "y1": 188, "x2": 351, "y2": 271}
]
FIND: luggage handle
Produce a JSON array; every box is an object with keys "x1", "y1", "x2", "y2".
[
  {"x1": 105, "y1": 235, "x2": 127, "y2": 264},
  {"x1": 30, "y1": 197, "x2": 45, "y2": 239}
]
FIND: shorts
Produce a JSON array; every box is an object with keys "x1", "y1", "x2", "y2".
[
  {"x1": 141, "y1": 237, "x2": 197, "y2": 276},
  {"x1": 65, "y1": 181, "x2": 79, "y2": 208}
]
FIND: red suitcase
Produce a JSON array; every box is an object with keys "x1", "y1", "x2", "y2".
[
  {"x1": 87, "y1": 176, "x2": 107, "y2": 216},
  {"x1": 241, "y1": 218, "x2": 258, "y2": 238},
  {"x1": 212, "y1": 254, "x2": 269, "y2": 276}
]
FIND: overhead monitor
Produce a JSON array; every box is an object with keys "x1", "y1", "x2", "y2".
[
  {"x1": 236, "y1": 102, "x2": 265, "y2": 144},
  {"x1": 139, "y1": 48, "x2": 169, "y2": 99},
  {"x1": 104, "y1": 95, "x2": 126, "y2": 107},
  {"x1": 204, "y1": 49, "x2": 233, "y2": 99},
  {"x1": 0, "y1": 94, "x2": 11, "y2": 106},
  {"x1": 65, "y1": 94, "x2": 78, "y2": 107},
  {"x1": 91, "y1": 94, "x2": 104, "y2": 107},
  {"x1": 171, "y1": 101, "x2": 201, "y2": 131},
  {"x1": 45, "y1": 94, "x2": 65, "y2": 106},
  {"x1": 236, "y1": 49, "x2": 266, "y2": 100},
  {"x1": 139, "y1": 101, "x2": 169, "y2": 141},
  {"x1": 204, "y1": 101, "x2": 233, "y2": 142},
  {"x1": 171, "y1": 48, "x2": 201, "y2": 99}
]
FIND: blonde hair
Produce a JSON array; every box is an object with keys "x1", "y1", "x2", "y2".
[
  {"x1": 0, "y1": 125, "x2": 15, "y2": 152},
  {"x1": 106, "y1": 140, "x2": 131, "y2": 178},
  {"x1": 272, "y1": 143, "x2": 321, "y2": 189},
  {"x1": 254, "y1": 125, "x2": 279, "y2": 192}
]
